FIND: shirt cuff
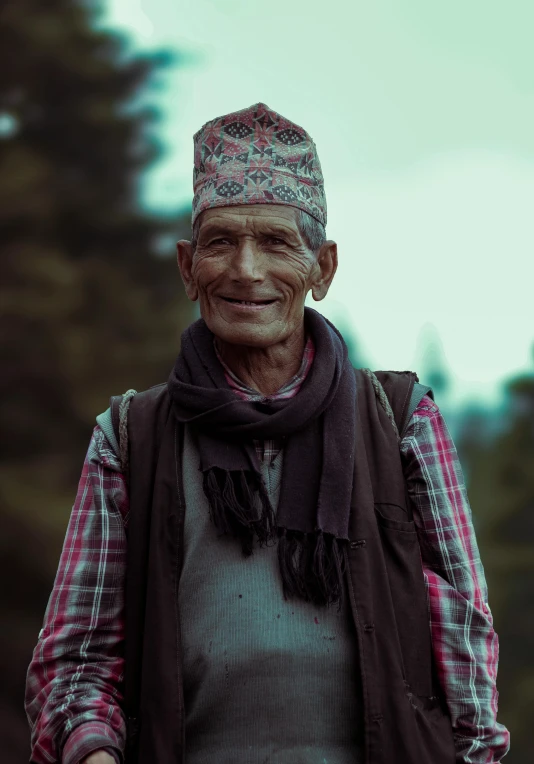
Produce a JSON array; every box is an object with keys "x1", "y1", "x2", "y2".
[{"x1": 61, "y1": 722, "x2": 123, "y2": 764}]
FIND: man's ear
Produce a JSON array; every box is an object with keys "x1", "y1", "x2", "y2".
[
  {"x1": 177, "y1": 240, "x2": 198, "y2": 301},
  {"x1": 310, "y1": 240, "x2": 338, "y2": 301}
]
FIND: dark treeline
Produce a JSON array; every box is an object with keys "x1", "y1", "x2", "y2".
[
  {"x1": 1, "y1": 2, "x2": 193, "y2": 760},
  {"x1": 455, "y1": 370, "x2": 534, "y2": 763}
]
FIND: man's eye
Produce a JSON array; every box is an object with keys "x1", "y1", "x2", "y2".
[
  {"x1": 266, "y1": 236, "x2": 285, "y2": 245},
  {"x1": 210, "y1": 238, "x2": 231, "y2": 245}
]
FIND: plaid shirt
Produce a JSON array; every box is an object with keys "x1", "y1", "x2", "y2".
[{"x1": 25, "y1": 358, "x2": 510, "y2": 764}]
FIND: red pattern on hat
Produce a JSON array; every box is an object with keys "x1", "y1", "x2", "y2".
[{"x1": 192, "y1": 102, "x2": 327, "y2": 226}]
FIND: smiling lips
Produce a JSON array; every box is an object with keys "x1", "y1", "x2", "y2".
[{"x1": 220, "y1": 296, "x2": 277, "y2": 310}]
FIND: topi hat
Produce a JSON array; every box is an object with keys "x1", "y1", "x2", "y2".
[{"x1": 192, "y1": 102, "x2": 327, "y2": 227}]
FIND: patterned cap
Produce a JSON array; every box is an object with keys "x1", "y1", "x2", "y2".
[{"x1": 192, "y1": 102, "x2": 327, "y2": 227}]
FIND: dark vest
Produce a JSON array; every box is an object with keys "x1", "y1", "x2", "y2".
[{"x1": 117, "y1": 369, "x2": 456, "y2": 764}]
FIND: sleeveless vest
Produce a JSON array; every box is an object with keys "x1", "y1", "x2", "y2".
[{"x1": 116, "y1": 369, "x2": 456, "y2": 764}]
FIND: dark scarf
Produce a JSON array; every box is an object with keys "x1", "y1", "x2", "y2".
[{"x1": 167, "y1": 307, "x2": 356, "y2": 610}]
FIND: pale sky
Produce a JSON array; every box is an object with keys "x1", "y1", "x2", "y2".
[{"x1": 99, "y1": 0, "x2": 534, "y2": 409}]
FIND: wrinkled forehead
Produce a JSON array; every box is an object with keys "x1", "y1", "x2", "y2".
[{"x1": 196, "y1": 204, "x2": 301, "y2": 236}]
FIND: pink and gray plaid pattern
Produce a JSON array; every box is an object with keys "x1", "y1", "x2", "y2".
[
  {"x1": 25, "y1": 398, "x2": 510, "y2": 764},
  {"x1": 192, "y1": 102, "x2": 327, "y2": 227}
]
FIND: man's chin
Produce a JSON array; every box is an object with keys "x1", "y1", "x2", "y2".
[
  {"x1": 216, "y1": 329, "x2": 277, "y2": 348},
  {"x1": 208, "y1": 318, "x2": 282, "y2": 349}
]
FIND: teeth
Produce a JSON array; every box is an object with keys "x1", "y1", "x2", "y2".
[{"x1": 224, "y1": 298, "x2": 273, "y2": 305}]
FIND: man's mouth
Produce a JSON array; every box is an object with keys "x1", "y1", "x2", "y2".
[{"x1": 220, "y1": 297, "x2": 276, "y2": 306}]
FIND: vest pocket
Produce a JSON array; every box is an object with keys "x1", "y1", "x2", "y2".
[
  {"x1": 374, "y1": 503, "x2": 415, "y2": 529},
  {"x1": 374, "y1": 504, "x2": 434, "y2": 697},
  {"x1": 405, "y1": 692, "x2": 456, "y2": 763}
]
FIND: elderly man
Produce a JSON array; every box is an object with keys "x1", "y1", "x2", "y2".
[{"x1": 25, "y1": 103, "x2": 510, "y2": 764}]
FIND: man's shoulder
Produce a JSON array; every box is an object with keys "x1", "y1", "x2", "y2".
[
  {"x1": 95, "y1": 382, "x2": 170, "y2": 460},
  {"x1": 353, "y1": 368, "x2": 435, "y2": 438}
]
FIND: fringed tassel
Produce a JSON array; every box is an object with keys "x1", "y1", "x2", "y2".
[
  {"x1": 203, "y1": 468, "x2": 347, "y2": 609},
  {"x1": 203, "y1": 467, "x2": 277, "y2": 557},
  {"x1": 277, "y1": 528, "x2": 347, "y2": 611}
]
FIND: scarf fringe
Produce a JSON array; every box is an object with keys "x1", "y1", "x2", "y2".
[
  {"x1": 203, "y1": 467, "x2": 277, "y2": 557},
  {"x1": 277, "y1": 528, "x2": 347, "y2": 611},
  {"x1": 203, "y1": 467, "x2": 347, "y2": 610}
]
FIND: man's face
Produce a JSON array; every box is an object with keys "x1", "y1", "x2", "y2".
[{"x1": 177, "y1": 204, "x2": 336, "y2": 348}]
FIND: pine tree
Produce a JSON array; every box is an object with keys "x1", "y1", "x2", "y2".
[{"x1": 0, "y1": 0, "x2": 193, "y2": 463}]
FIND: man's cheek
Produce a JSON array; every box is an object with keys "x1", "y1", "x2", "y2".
[{"x1": 193, "y1": 268, "x2": 220, "y2": 296}]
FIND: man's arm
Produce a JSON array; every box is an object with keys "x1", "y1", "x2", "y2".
[
  {"x1": 25, "y1": 425, "x2": 129, "y2": 764},
  {"x1": 400, "y1": 395, "x2": 510, "y2": 764}
]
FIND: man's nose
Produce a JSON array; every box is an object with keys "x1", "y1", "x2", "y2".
[{"x1": 228, "y1": 240, "x2": 264, "y2": 283}]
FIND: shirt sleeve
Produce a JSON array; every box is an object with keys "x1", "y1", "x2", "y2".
[
  {"x1": 400, "y1": 395, "x2": 510, "y2": 764},
  {"x1": 24, "y1": 425, "x2": 129, "y2": 764}
]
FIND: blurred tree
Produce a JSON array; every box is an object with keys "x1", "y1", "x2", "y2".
[
  {"x1": 0, "y1": 0, "x2": 193, "y2": 466},
  {"x1": 415, "y1": 322, "x2": 452, "y2": 399},
  {"x1": 0, "y1": 2, "x2": 193, "y2": 760},
  {"x1": 457, "y1": 371, "x2": 534, "y2": 764},
  {"x1": 341, "y1": 323, "x2": 368, "y2": 369}
]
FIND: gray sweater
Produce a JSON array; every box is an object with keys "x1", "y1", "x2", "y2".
[{"x1": 178, "y1": 425, "x2": 364, "y2": 764}]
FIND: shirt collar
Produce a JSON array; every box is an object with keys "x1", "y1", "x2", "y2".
[{"x1": 214, "y1": 335, "x2": 315, "y2": 402}]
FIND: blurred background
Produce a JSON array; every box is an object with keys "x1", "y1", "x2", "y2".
[{"x1": 1, "y1": 0, "x2": 532, "y2": 761}]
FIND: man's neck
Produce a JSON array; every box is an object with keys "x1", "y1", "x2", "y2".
[{"x1": 215, "y1": 327, "x2": 305, "y2": 397}]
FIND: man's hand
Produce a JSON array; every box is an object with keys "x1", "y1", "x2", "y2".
[{"x1": 80, "y1": 750, "x2": 116, "y2": 764}]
